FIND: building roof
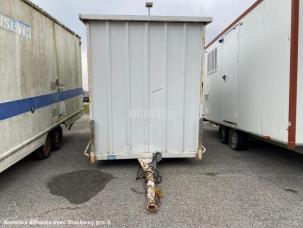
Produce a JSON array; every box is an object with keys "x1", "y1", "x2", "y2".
[{"x1": 80, "y1": 14, "x2": 212, "y2": 24}]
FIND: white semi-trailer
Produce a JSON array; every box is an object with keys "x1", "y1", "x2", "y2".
[
  {"x1": 0, "y1": 0, "x2": 83, "y2": 173},
  {"x1": 203, "y1": 0, "x2": 303, "y2": 151}
]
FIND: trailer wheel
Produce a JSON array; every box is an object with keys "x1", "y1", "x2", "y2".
[
  {"x1": 51, "y1": 126, "x2": 63, "y2": 151},
  {"x1": 219, "y1": 125, "x2": 229, "y2": 144},
  {"x1": 34, "y1": 135, "x2": 52, "y2": 160},
  {"x1": 228, "y1": 129, "x2": 247, "y2": 150}
]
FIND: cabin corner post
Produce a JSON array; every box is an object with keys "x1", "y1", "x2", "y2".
[{"x1": 288, "y1": 0, "x2": 300, "y2": 149}]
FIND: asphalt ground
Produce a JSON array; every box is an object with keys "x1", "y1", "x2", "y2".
[{"x1": 1, "y1": 115, "x2": 303, "y2": 228}]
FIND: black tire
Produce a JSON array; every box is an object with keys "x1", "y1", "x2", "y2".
[
  {"x1": 228, "y1": 129, "x2": 248, "y2": 150},
  {"x1": 219, "y1": 125, "x2": 229, "y2": 144},
  {"x1": 51, "y1": 126, "x2": 63, "y2": 151},
  {"x1": 34, "y1": 135, "x2": 52, "y2": 160}
]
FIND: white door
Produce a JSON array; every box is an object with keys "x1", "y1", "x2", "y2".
[{"x1": 222, "y1": 26, "x2": 239, "y2": 125}]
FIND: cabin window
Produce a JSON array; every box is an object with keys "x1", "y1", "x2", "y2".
[{"x1": 207, "y1": 48, "x2": 217, "y2": 74}]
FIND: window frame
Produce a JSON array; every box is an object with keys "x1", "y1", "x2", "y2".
[{"x1": 207, "y1": 48, "x2": 218, "y2": 75}]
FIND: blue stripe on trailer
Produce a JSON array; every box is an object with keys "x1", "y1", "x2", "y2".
[{"x1": 0, "y1": 88, "x2": 83, "y2": 121}]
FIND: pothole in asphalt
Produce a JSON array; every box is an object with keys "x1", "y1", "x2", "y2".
[{"x1": 47, "y1": 170, "x2": 114, "y2": 204}]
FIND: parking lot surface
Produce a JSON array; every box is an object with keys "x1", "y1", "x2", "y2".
[{"x1": 1, "y1": 115, "x2": 303, "y2": 228}]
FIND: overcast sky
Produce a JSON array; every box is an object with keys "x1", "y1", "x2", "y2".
[{"x1": 31, "y1": 0, "x2": 256, "y2": 90}]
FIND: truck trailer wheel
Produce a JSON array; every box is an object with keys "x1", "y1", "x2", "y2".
[
  {"x1": 228, "y1": 129, "x2": 248, "y2": 150},
  {"x1": 219, "y1": 125, "x2": 229, "y2": 144},
  {"x1": 34, "y1": 135, "x2": 52, "y2": 160},
  {"x1": 51, "y1": 126, "x2": 63, "y2": 151}
]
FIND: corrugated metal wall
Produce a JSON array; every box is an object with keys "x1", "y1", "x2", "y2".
[{"x1": 88, "y1": 21, "x2": 205, "y2": 159}]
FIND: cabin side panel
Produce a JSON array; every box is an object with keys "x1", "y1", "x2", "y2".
[{"x1": 237, "y1": 0, "x2": 291, "y2": 143}]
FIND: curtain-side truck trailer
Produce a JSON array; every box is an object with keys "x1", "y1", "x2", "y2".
[{"x1": 0, "y1": 0, "x2": 83, "y2": 173}]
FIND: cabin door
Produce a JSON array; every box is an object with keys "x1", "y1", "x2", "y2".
[
  {"x1": 56, "y1": 77, "x2": 66, "y2": 120},
  {"x1": 222, "y1": 26, "x2": 239, "y2": 125}
]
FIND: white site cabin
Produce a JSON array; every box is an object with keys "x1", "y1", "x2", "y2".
[
  {"x1": 203, "y1": 0, "x2": 303, "y2": 152},
  {"x1": 80, "y1": 15, "x2": 212, "y2": 160}
]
